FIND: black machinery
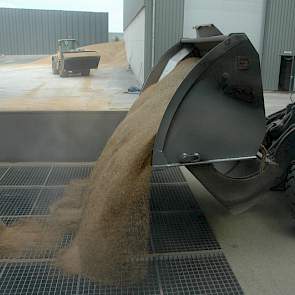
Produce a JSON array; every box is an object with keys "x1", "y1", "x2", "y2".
[{"x1": 148, "y1": 25, "x2": 295, "y2": 214}]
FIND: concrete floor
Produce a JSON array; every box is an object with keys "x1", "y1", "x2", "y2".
[
  {"x1": 0, "y1": 56, "x2": 139, "y2": 111},
  {"x1": 264, "y1": 91, "x2": 294, "y2": 115},
  {"x1": 182, "y1": 96, "x2": 295, "y2": 295}
]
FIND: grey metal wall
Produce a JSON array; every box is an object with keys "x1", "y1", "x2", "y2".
[
  {"x1": 262, "y1": 0, "x2": 295, "y2": 90},
  {"x1": 144, "y1": 0, "x2": 184, "y2": 78},
  {"x1": 0, "y1": 8, "x2": 108, "y2": 55},
  {"x1": 123, "y1": 0, "x2": 144, "y2": 29}
]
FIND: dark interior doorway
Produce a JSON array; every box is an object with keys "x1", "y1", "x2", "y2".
[{"x1": 279, "y1": 56, "x2": 295, "y2": 91}]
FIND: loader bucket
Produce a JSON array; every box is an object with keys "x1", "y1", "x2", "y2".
[{"x1": 151, "y1": 32, "x2": 281, "y2": 212}]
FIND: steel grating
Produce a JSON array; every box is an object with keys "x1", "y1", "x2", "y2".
[
  {"x1": 0, "y1": 167, "x2": 9, "y2": 179},
  {"x1": 46, "y1": 166, "x2": 92, "y2": 185},
  {"x1": 151, "y1": 212, "x2": 220, "y2": 253},
  {"x1": 0, "y1": 167, "x2": 51, "y2": 186},
  {"x1": 151, "y1": 167, "x2": 185, "y2": 184},
  {"x1": 0, "y1": 217, "x2": 73, "y2": 260},
  {"x1": 0, "y1": 188, "x2": 41, "y2": 216},
  {"x1": 0, "y1": 262, "x2": 79, "y2": 295},
  {"x1": 32, "y1": 188, "x2": 65, "y2": 215},
  {"x1": 0, "y1": 163, "x2": 243, "y2": 294},
  {"x1": 157, "y1": 254, "x2": 244, "y2": 295},
  {"x1": 78, "y1": 260, "x2": 160, "y2": 295},
  {"x1": 150, "y1": 183, "x2": 200, "y2": 212}
]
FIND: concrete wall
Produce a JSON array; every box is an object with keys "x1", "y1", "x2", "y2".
[
  {"x1": 0, "y1": 8, "x2": 108, "y2": 55},
  {"x1": 124, "y1": 8, "x2": 145, "y2": 85},
  {"x1": 183, "y1": 0, "x2": 267, "y2": 54},
  {"x1": 0, "y1": 111, "x2": 126, "y2": 162},
  {"x1": 262, "y1": 0, "x2": 295, "y2": 90}
]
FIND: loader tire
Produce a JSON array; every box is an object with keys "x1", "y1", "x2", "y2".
[
  {"x1": 81, "y1": 69, "x2": 90, "y2": 76},
  {"x1": 59, "y1": 70, "x2": 68, "y2": 78},
  {"x1": 58, "y1": 61, "x2": 68, "y2": 78},
  {"x1": 286, "y1": 163, "x2": 295, "y2": 217},
  {"x1": 52, "y1": 60, "x2": 58, "y2": 75}
]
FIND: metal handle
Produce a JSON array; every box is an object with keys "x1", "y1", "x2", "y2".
[{"x1": 179, "y1": 153, "x2": 201, "y2": 164}]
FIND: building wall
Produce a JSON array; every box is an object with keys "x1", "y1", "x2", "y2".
[
  {"x1": 123, "y1": 0, "x2": 144, "y2": 29},
  {"x1": 183, "y1": 0, "x2": 267, "y2": 54},
  {"x1": 153, "y1": 0, "x2": 185, "y2": 64},
  {"x1": 144, "y1": 0, "x2": 185, "y2": 79},
  {"x1": 0, "y1": 8, "x2": 108, "y2": 55},
  {"x1": 124, "y1": 8, "x2": 145, "y2": 85},
  {"x1": 262, "y1": 0, "x2": 295, "y2": 90},
  {"x1": 124, "y1": 0, "x2": 295, "y2": 91}
]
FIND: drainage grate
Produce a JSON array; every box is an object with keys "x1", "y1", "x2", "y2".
[
  {"x1": 157, "y1": 254, "x2": 244, "y2": 295},
  {"x1": 150, "y1": 183, "x2": 200, "y2": 212},
  {"x1": 0, "y1": 167, "x2": 51, "y2": 186},
  {"x1": 0, "y1": 188, "x2": 41, "y2": 216},
  {"x1": 151, "y1": 167, "x2": 185, "y2": 184},
  {"x1": 0, "y1": 262, "x2": 79, "y2": 295},
  {"x1": 46, "y1": 166, "x2": 92, "y2": 185},
  {"x1": 32, "y1": 188, "x2": 65, "y2": 215},
  {"x1": 151, "y1": 212, "x2": 220, "y2": 253}
]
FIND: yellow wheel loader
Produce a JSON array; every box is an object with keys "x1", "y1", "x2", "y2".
[{"x1": 52, "y1": 39, "x2": 100, "y2": 77}]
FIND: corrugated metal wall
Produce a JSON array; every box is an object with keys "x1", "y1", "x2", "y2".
[
  {"x1": 123, "y1": 0, "x2": 184, "y2": 79},
  {"x1": 144, "y1": 0, "x2": 184, "y2": 78},
  {"x1": 262, "y1": 0, "x2": 295, "y2": 90},
  {"x1": 154, "y1": 0, "x2": 184, "y2": 64},
  {"x1": 0, "y1": 8, "x2": 108, "y2": 55},
  {"x1": 123, "y1": 0, "x2": 144, "y2": 29}
]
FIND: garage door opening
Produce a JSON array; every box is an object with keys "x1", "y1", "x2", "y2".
[{"x1": 278, "y1": 55, "x2": 295, "y2": 91}]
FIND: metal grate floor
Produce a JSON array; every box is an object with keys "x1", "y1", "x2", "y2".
[
  {"x1": 32, "y1": 188, "x2": 65, "y2": 215},
  {"x1": 151, "y1": 212, "x2": 220, "y2": 253},
  {"x1": 0, "y1": 164, "x2": 243, "y2": 294},
  {"x1": 0, "y1": 262, "x2": 79, "y2": 295},
  {"x1": 0, "y1": 166, "x2": 51, "y2": 186},
  {"x1": 151, "y1": 167, "x2": 186, "y2": 184},
  {"x1": 150, "y1": 183, "x2": 200, "y2": 212},
  {"x1": 0, "y1": 167, "x2": 9, "y2": 180},
  {"x1": 78, "y1": 260, "x2": 160, "y2": 295},
  {"x1": 0, "y1": 188, "x2": 40, "y2": 216},
  {"x1": 157, "y1": 254, "x2": 244, "y2": 295},
  {"x1": 46, "y1": 166, "x2": 92, "y2": 185}
]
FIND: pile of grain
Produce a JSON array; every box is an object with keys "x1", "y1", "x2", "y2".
[{"x1": 0, "y1": 57, "x2": 199, "y2": 284}]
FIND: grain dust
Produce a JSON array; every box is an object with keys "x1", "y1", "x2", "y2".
[{"x1": 0, "y1": 58, "x2": 199, "y2": 284}]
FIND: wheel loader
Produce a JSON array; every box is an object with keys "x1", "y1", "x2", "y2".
[
  {"x1": 52, "y1": 39, "x2": 100, "y2": 77},
  {"x1": 149, "y1": 25, "x2": 295, "y2": 215}
]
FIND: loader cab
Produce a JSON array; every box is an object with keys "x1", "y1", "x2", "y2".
[{"x1": 58, "y1": 39, "x2": 79, "y2": 53}]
